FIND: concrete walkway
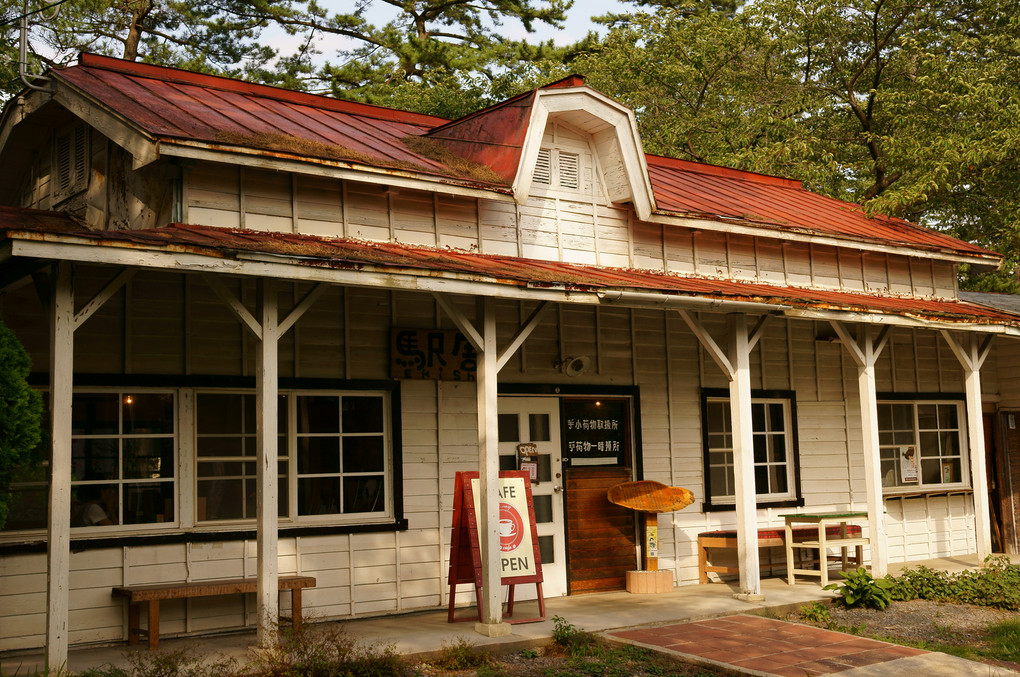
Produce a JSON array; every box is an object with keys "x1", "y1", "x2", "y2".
[{"x1": 2, "y1": 555, "x2": 1015, "y2": 676}]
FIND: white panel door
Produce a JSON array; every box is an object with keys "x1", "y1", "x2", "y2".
[{"x1": 497, "y1": 397, "x2": 566, "y2": 597}]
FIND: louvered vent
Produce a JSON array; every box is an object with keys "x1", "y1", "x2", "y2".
[
  {"x1": 533, "y1": 148, "x2": 552, "y2": 185},
  {"x1": 558, "y1": 152, "x2": 579, "y2": 189},
  {"x1": 54, "y1": 124, "x2": 89, "y2": 198},
  {"x1": 56, "y1": 132, "x2": 73, "y2": 192}
]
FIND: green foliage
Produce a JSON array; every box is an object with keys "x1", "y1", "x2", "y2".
[
  {"x1": 577, "y1": 0, "x2": 1020, "y2": 288},
  {"x1": 889, "y1": 555, "x2": 1020, "y2": 610},
  {"x1": 0, "y1": 320, "x2": 43, "y2": 530},
  {"x1": 428, "y1": 637, "x2": 493, "y2": 670},
  {"x1": 799, "y1": 601, "x2": 832, "y2": 626},
  {"x1": 518, "y1": 648, "x2": 539, "y2": 659},
  {"x1": 824, "y1": 567, "x2": 894, "y2": 610}
]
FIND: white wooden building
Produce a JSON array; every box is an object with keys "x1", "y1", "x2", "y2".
[{"x1": 3, "y1": 54, "x2": 1020, "y2": 667}]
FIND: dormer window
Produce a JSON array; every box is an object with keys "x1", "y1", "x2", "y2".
[{"x1": 534, "y1": 148, "x2": 580, "y2": 191}]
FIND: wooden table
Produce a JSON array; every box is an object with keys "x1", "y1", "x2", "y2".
[{"x1": 781, "y1": 512, "x2": 869, "y2": 586}]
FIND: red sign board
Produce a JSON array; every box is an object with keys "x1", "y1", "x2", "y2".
[{"x1": 447, "y1": 471, "x2": 545, "y2": 624}]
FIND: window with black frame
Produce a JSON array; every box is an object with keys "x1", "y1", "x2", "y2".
[
  {"x1": 878, "y1": 399, "x2": 967, "y2": 491},
  {"x1": 701, "y1": 389, "x2": 802, "y2": 510}
]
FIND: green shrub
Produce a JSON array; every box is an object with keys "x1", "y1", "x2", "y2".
[
  {"x1": 0, "y1": 320, "x2": 44, "y2": 530},
  {"x1": 825, "y1": 567, "x2": 894, "y2": 610},
  {"x1": 800, "y1": 601, "x2": 832, "y2": 625},
  {"x1": 888, "y1": 556, "x2": 1020, "y2": 611}
]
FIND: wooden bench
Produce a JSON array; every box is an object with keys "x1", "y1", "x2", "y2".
[
  {"x1": 698, "y1": 526, "x2": 862, "y2": 583},
  {"x1": 112, "y1": 575, "x2": 316, "y2": 649}
]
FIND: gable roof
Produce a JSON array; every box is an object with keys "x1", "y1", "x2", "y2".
[
  {"x1": 1, "y1": 206, "x2": 1016, "y2": 334},
  {"x1": 0, "y1": 54, "x2": 1001, "y2": 267}
]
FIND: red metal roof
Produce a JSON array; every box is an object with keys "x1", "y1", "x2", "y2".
[
  {"x1": 1, "y1": 206, "x2": 1015, "y2": 328},
  {"x1": 646, "y1": 155, "x2": 996, "y2": 257},
  {"x1": 38, "y1": 55, "x2": 998, "y2": 262}
]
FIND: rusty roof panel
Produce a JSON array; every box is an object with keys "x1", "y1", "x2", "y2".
[
  {"x1": 2, "y1": 208, "x2": 1015, "y2": 328},
  {"x1": 40, "y1": 55, "x2": 998, "y2": 260},
  {"x1": 647, "y1": 158, "x2": 994, "y2": 257}
]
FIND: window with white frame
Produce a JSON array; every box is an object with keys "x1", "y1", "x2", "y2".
[
  {"x1": 69, "y1": 391, "x2": 177, "y2": 528},
  {"x1": 702, "y1": 390, "x2": 801, "y2": 509},
  {"x1": 878, "y1": 399, "x2": 967, "y2": 491},
  {"x1": 2, "y1": 384, "x2": 397, "y2": 538},
  {"x1": 195, "y1": 389, "x2": 392, "y2": 524}
]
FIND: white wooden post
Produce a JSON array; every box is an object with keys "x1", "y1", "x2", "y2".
[
  {"x1": 256, "y1": 279, "x2": 280, "y2": 647},
  {"x1": 678, "y1": 310, "x2": 767, "y2": 599},
  {"x1": 474, "y1": 297, "x2": 509, "y2": 635},
  {"x1": 729, "y1": 314, "x2": 762, "y2": 598},
  {"x1": 433, "y1": 294, "x2": 548, "y2": 636},
  {"x1": 46, "y1": 261, "x2": 73, "y2": 671},
  {"x1": 830, "y1": 322, "x2": 890, "y2": 577},
  {"x1": 941, "y1": 331, "x2": 994, "y2": 559}
]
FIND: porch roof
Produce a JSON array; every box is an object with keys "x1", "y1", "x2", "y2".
[
  {"x1": 2, "y1": 207, "x2": 1017, "y2": 335},
  {"x1": 25, "y1": 54, "x2": 999, "y2": 266}
]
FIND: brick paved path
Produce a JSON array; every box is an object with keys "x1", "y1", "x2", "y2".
[{"x1": 609, "y1": 614, "x2": 928, "y2": 676}]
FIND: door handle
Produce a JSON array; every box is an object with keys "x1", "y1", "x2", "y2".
[{"x1": 553, "y1": 485, "x2": 563, "y2": 493}]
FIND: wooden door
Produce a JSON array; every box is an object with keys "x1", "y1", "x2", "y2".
[{"x1": 561, "y1": 396, "x2": 637, "y2": 594}]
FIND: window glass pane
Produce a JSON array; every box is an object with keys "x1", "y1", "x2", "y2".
[
  {"x1": 917, "y1": 404, "x2": 938, "y2": 429},
  {"x1": 751, "y1": 403, "x2": 765, "y2": 430},
  {"x1": 893, "y1": 404, "x2": 913, "y2": 430},
  {"x1": 529, "y1": 413, "x2": 550, "y2": 442},
  {"x1": 297, "y1": 396, "x2": 339, "y2": 433},
  {"x1": 939, "y1": 404, "x2": 958, "y2": 428},
  {"x1": 197, "y1": 394, "x2": 242, "y2": 434},
  {"x1": 706, "y1": 402, "x2": 729, "y2": 434},
  {"x1": 942, "y1": 460, "x2": 961, "y2": 484},
  {"x1": 539, "y1": 535, "x2": 554, "y2": 565},
  {"x1": 498, "y1": 414, "x2": 519, "y2": 442},
  {"x1": 754, "y1": 466, "x2": 768, "y2": 494},
  {"x1": 298, "y1": 477, "x2": 341, "y2": 515},
  {"x1": 297, "y1": 437, "x2": 340, "y2": 474},
  {"x1": 536, "y1": 455, "x2": 552, "y2": 482},
  {"x1": 707, "y1": 434, "x2": 729, "y2": 449},
  {"x1": 73, "y1": 439, "x2": 118, "y2": 481},
  {"x1": 753, "y1": 435, "x2": 767, "y2": 463},
  {"x1": 710, "y1": 466, "x2": 732, "y2": 497},
  {"x1": 198, "y1": 478, "x2": 244, "y2": 520},
  {"x1": 770, "y1": 466, "x2": 788, "y2": 494},
  {"x1": 123, "y1": 482, "x2": 173, "y2": 524},
  {"x1": 918, "y1": 432, "x2": 940, "y2": 457},
  {"x1": 881, "y1": 458, "x2": 898, "y2": 487},
  {"x1": 124, "y1": 439, "x2": 174, "y2": 479},
  {"x1": 921, "y1": 459, "x2": 942, "y2": 484},
  {"x1": 123, "y1": 394, "x2": 174, "y2": 434},
  {"x1": 343, "y1": 476, "x2": 385, "y2": 513},
  {"x1": 878, "y1": 404, "x2": 893, "y2": 430},
  {"x1": 72, "y1": 394, "x2": 118, "y2": 435},
  {"x1": 772, "y1": 436, "x2": 786, "y2": 463},
  {"x1": 894, "y1": 431, "x2": 914, "y2": 445},
  {"x1": 768, "y1": 403, "x2": 785, "y2": 431},
  {"x1": 941, "y1": 432, "x2": 959, "y2": 455},
  {"x1": 197, "y1": 437, "x2": 244, "y2": 458},
  {"x1": 342, "y1": 396, "x2": 383, "y2": 433},
  {"x1": 342, "y1": 437, "x2": 385, "y2": 472},
  {"x1": 498, "y1": 455, "x2": 516, "y2": 472},
  {"x1": 533, "y1": 495, "x2": 553, "y2": 523},
  {"x1": 71, "y1": 484, "x2": 118, "y2": 526}
]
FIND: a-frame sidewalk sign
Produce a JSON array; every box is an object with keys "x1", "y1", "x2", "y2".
[{"x1": 447, "y1": 470, "x2": 545, "y2": 624}]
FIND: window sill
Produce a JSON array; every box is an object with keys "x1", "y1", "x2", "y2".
[
  {"x1": 0, "y1": 519, "x2": 409, "y2": 555},
  {"x1": 703, "y1": 498, "x2": 804, "y2": 512},
  {"x1": 883, "y1": 488, "x2": 973, "y2": 500}
]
